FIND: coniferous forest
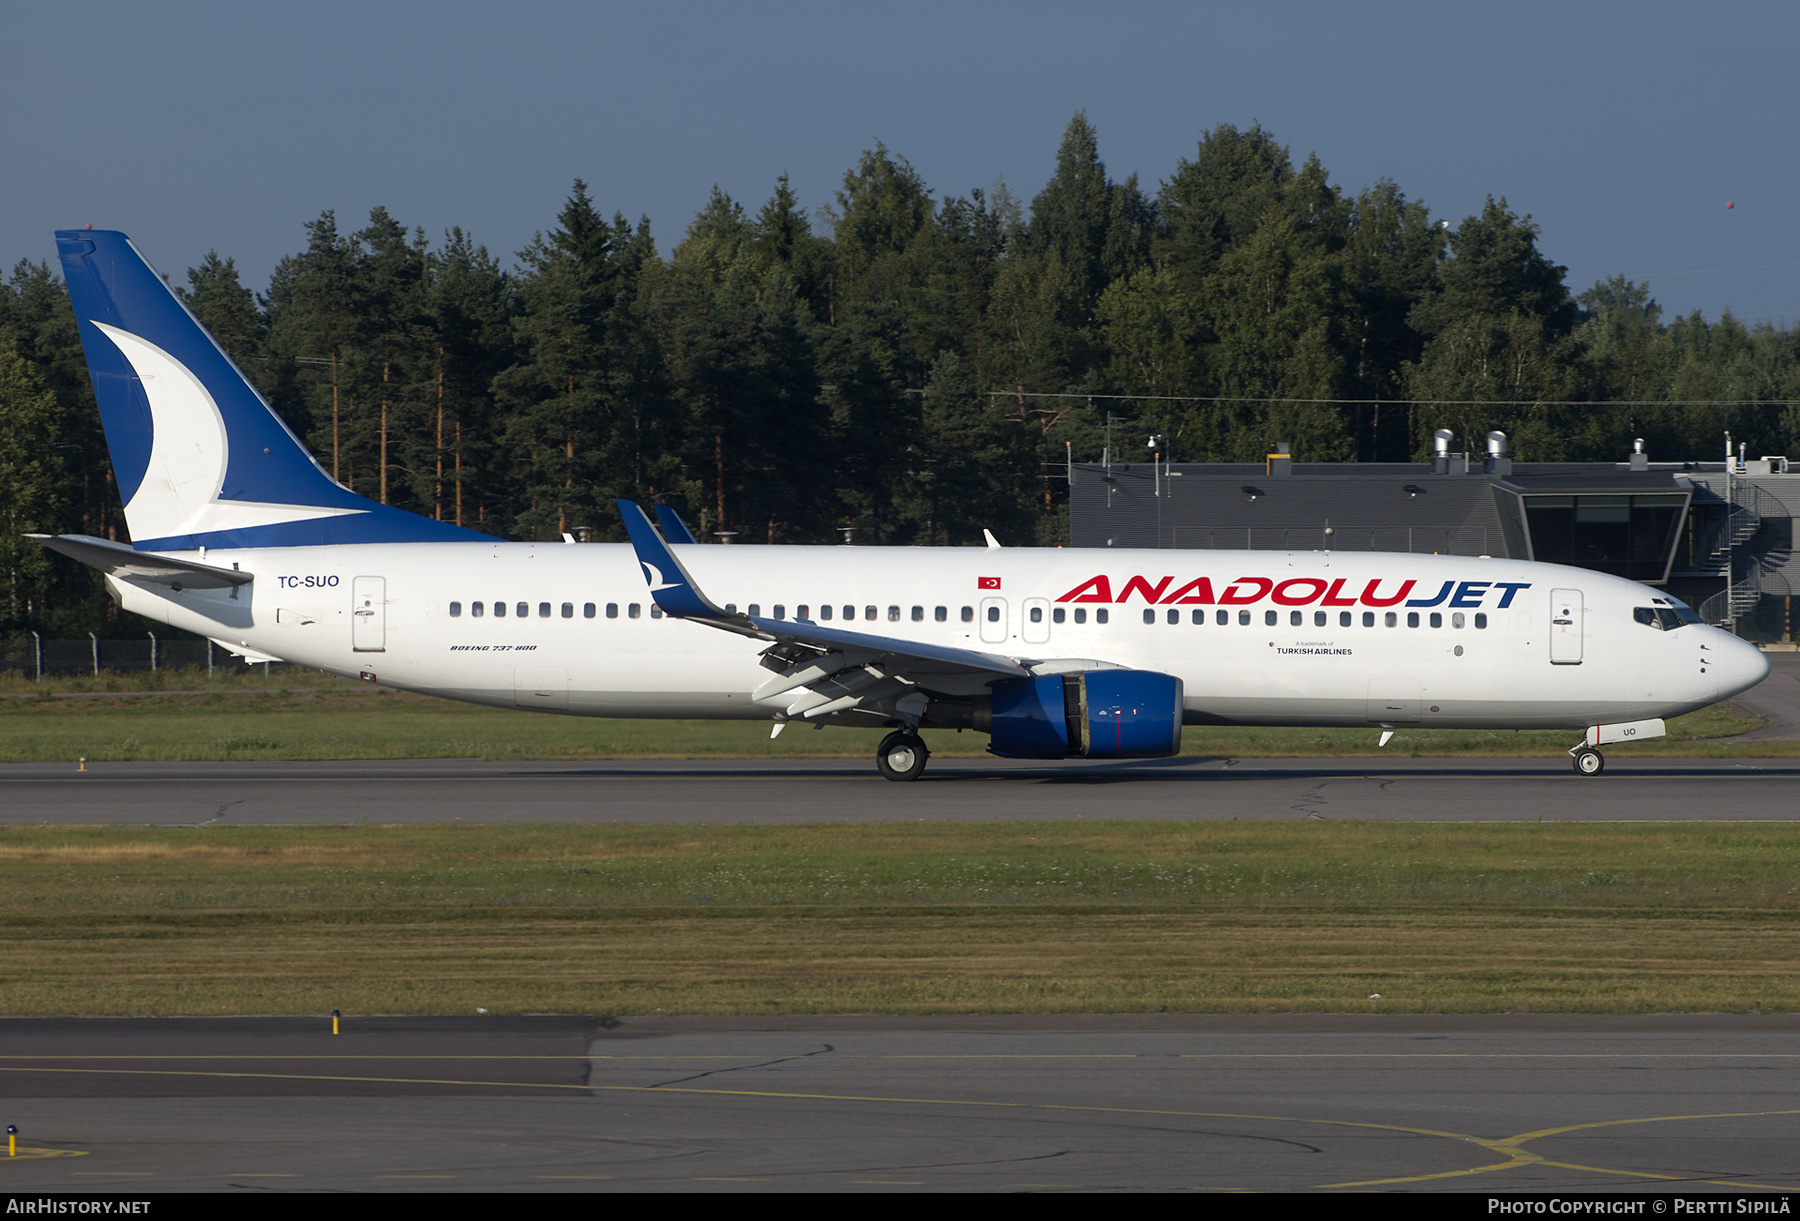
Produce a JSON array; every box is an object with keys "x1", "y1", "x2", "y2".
[{"x1": 5, "y1": 116, "x2": 1800, "y2": 634}]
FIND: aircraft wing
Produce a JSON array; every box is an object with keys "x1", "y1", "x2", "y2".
[
  {"x1": 29, "y1": 533, "x2": 254, "y2": 589},
  {"x1": 617, "y1": 501, "x2": 1030, "y2": 721}
]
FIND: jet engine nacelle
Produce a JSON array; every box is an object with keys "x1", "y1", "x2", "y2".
[{"x1": 979, "y1": 670, "x2": 1184, "y2": 759}]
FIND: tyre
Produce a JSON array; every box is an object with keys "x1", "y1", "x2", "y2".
[
  {"x1": 876, "y1": 731, "x2": 929, "y2": 782},
  {"x1": 1572, "y1": 747, "x2": 1604, "y2": 776}
]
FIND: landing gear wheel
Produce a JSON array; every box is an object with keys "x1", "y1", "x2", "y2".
[
  {"x1": 1572, "y1": 747, "x2": 1604, "y2": 776},
  {"x1": 876, "y1": 731, "x2": 929, "y2": 782}
]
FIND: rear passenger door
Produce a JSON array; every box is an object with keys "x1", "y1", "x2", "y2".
[{"x1": 352, "y1": 576, "x2": 386, "y2": 652}]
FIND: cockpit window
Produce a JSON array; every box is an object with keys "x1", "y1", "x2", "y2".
[{"x1": 1634, "y1": 606, "x2": 1688, "y2": 631}]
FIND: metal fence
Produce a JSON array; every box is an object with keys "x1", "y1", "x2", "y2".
[{"x1": 0, "y1": 635, "x2": 305, "y2": 679}]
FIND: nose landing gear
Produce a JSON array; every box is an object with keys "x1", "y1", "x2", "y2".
[
  {"x1": 876, "y1": 730, "x2": 930, "y2": 782},
  {"x1": 1570, "y1": 746, "x2": 1605, "y2": 775}
]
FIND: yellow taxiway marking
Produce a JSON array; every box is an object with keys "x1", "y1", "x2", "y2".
[
  {"x1": 1, "y1": 1066, "x2": 1792, "y2": 1192},
  {"x1": 1321, "y1": 1108, "x2": 1800, "y2": 1190},
  {"x1": 0, "y1": 1149, "x2": 87, "y2": 1162}
]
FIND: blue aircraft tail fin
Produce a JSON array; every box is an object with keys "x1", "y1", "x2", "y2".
[{"x1": 54, "y1": 230, "x2": 484, "y2": 550}]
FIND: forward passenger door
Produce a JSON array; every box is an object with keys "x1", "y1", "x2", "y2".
[{"x1": 1550, "y1": 589, "x2": 1583, "y2": 665}]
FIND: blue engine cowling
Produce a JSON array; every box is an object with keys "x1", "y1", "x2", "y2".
[{"x1": 984, "y1": 670, "x2": 1184, "y2": 759}]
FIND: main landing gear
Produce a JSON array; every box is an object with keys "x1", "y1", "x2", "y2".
[
  {"x1": 1570, "y1": 745, "x2": 1605, "y2": 776},
  {"x1": 876, "y1": 730, "x2": 930, "y2": 782}
]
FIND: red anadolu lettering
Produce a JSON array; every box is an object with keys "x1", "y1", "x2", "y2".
[
  {"x1": 1056, "y1": 575, "x2": 1113, "y2": 603},
  {"x1": 1359, "y1": 578, "x2": 1415, "y2": 607},
  {"x1": 1218, "y1": 577, "x2": 1274, "y2": 605},
  {"x1": 1118, "y1": 575, "x2": 1174, "y2": 603}
]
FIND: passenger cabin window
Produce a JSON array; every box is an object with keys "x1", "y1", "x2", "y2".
[
  {"x1": 821, "y1": 605, "x2": 833, "y2": 621},
  {"x1": 865, "y1": 606, "x2": 876, "y2": 621},
  {"x1": 935, "y1": 606, "x2": 947, "y2": 622},
  {"x1": 987, "y1": 606, "x2": 1001, "y2": 622},
  {"x1": 1192, "y1": 610, "x2": 1204, "y2": 625},
  {"x1": 650, "y1": 606, "x2": 663, "y2": 619},
  {"x1": 1030, "y1": 607, "x2": 1044, "y2": 623},
  {"x1": 1265, "y1": 611, "x2": 1278, "y2": 626},
  {"x1": 1363, "y1": 612, "x2": 1375, "y2": 627},
  {"x1": 1475, "y1": 613, "x2": 1488, "y2": 629},
  {"x1": 748, "y1": 604, "x2": 761, "y2": 617},
  {"x1": 1217, "y1": 610, "x2": 1229, "y2": 625},
  {"x1": 773, "y1": 605, "x2": 785, "y2": 619},
  {"x1": 449, "y1": 602, "x2": 462, "y2": 618},
  {"x1": 494, "y1": 602, "x2": 506, "y2": 618},
  {"x1": 1386, "y1": 612, "x2": 1398, "y2": 627},
  {"x1": 538, "y1": 603, "x2": 551, "y2": 618},
  {"x1": 1096, "y1": 609, "x2": 1109, "y2": 624},
  {"x1": 797, "y1": 605, "x2": 809, "y2": 620},
  {"x1": 515, "y1": 602, "x2": 528, "y2": 618},
  {"x1": 889, "y1": 606, "x2": 901, "y2": 621},
  {"x1": 472, "y1": 602, "x2": 484, "y2": 617},
  {"x1": 911, "y1": 606, "x2": 924, "y2": 621},
  {"x1": 628, "y1": 603, "x2": 641, "y2": 619},
  {"x1": 1238, "y1": 610, "x2": 1250, "y2": 625},
  {"x1": 1143, "y1": 609, "x2": 1155, "y2": 625},
  {"x1": 961, "y1": 607, "x2": 973, "y2": 622},
  {"x1": 561, "y1": 603, "x2": 573, "y2": 618},
  {"x1": 843, "y1": 605, "x2": 855, "y2": 621},
  {"x1": 1075, "y1": 608, "x2": 1087, "y2": 624},
  {"x1": 1407, "y1": 612, "x2": 1420, "y2": 628},
  {"x1": 1054, "y1": 608, "x2": 1066, "y2": 624},
  {"x1": 1289, "y1": 610, "x2": 1302, "y2": 626},
  {"x1": 606, "y1": 603, "x2": 618, "y2": 619},
  {"x1": 584, "y1": 603, "x2": 596, "y2": 618},
  {"x1": 1339, "y1": 612, "x2": 1352, "y2": 627},
  {"x1": 1429, "y1": 612, "x2": 1442, "y2": 628},
  {"x1": 1166, "y1": 609, "x2": 1178, "y2": 625}
]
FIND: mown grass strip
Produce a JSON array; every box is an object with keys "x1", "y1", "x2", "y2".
[
  {"x1": 0, "y1": 823, "x2": 1796, "y2": 1015},
  {"x1": 0, "y1": 682, "x2": 1781, "y2": 760}
]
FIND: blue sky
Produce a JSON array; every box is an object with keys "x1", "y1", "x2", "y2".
[{"x1": 8, "y1": 1, "x2": 1797, "y2": 324}]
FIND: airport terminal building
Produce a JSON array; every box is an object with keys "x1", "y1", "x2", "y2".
[{"x1": 1069, "y1": 436, "x2": 1799, "y2": 643}]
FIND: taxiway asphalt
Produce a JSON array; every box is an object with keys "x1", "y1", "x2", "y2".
[
  {"x1": 0, "y1": 1015, "x2": 1796, "y2": 1193},
  {"x1": 0, "y1": 755, "x2": 1795, "y2": 824}
]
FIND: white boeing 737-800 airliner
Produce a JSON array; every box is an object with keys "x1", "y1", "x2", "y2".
[{"x1": 35, "y1": 230, "x2": 1770, "y2": 780}]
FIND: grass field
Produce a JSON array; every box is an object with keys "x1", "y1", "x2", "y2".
[
  {"x1": 1, "y1": 822, "x2": 1796, "y2": 1016},
  {"x1": 3, "y1": 670, "x2": 1793, "y2": 1019},
  {"x1": 0, "y1": 666, "x2": 1785, "y2": 760}
]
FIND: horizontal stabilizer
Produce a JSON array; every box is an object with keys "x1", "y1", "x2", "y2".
[
  {"x1": 210, "y1": 639, "x2": 284, "y2": 664},
  {"x1": 29, "y1": 534, "x2": 253, "y2": 589}
]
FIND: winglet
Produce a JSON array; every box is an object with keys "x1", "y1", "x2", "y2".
[
  {"x1": 617, "y1": 500, "x2": 729, "y2": 621},
  {"x1": 653, "y1": 504, "x2": 699, "y2": 545}
]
